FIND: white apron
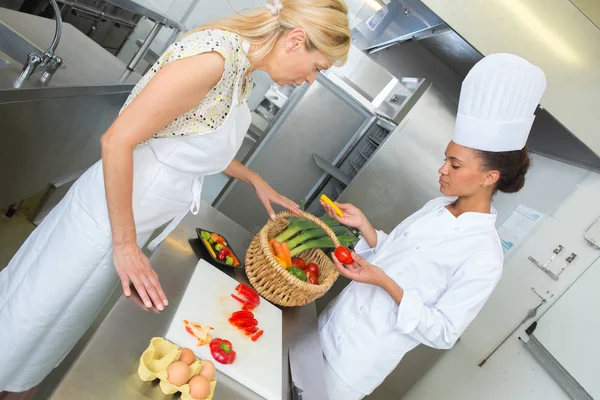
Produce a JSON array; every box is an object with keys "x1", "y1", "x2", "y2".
[{"x1": 0, "y1": 69, "x2": 251, "y2": 392}]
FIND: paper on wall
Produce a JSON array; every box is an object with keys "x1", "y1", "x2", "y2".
[{"x1": 498, "y1": 204, "x2": 543, "y2": 254}]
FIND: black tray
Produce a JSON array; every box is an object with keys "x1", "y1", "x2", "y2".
[{"x1": 196, "y1": 228, "x2": 243, "y2": 268}]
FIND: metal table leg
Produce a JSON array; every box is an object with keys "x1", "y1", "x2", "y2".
[{"x1": 127, "y1": 22, "x2": 161, "y2": 71}]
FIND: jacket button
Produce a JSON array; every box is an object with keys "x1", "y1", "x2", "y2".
[
  {"x1": 337, "y1": 336, "x2": 342, "y2": 341},
  {"x1": 359, "y1": 306, "x2": 364, "y2": 312},
  {"x1": 404, "y1": 232, "x2": 408, "y2": 236},
  {"x1": 416, "y1": 246, "x2": 421, "y2": 250},
  {"x1": 455, "y1": 227, "x2": 459, "y2": 231}
]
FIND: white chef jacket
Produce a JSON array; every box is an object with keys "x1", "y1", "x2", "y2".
[{"x1": 319, "y1": 197, "x2": 503, "y2": 395}]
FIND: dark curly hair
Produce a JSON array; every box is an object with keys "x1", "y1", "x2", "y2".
[{"x1": 475, "y1": 147, "x2": 531, "y2": 194}]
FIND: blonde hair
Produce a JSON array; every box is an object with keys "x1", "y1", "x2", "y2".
[{"x1": 187, "y1": 0, "x2": 351, "y2": 66}]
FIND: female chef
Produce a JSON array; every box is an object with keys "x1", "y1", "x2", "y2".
[
  {"x1": 0, "y1": 0, "x2": 350, "y2": 394},
  {"x1": 319, "y1": 54, "x2": 547, "y2": 399}
]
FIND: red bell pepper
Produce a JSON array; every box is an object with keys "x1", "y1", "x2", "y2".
[
  {"x1": 228, "y1": 317, "x2": 258, "y2": 328},
  {"x1": 231, "y1": 310, "x2": 255, "y2": 320},
  {"x1": 231, "y1": 294, "x2": 251, "y2": 306},
  {"x1": 251, "y1": 330, "x2": 264, "y2": 342},
  {"x1": 244, "y1": 326, "x2": 259, "y2": 335},
  {"x1": 231, "y1": 294, "x2": 258, "y2": 311},
  {"x1": 235, "y1": 283, "x2": 260, "y2": 306},
  {"x1": 210, "y1": 338, "x2": 236, "y2": 365}
]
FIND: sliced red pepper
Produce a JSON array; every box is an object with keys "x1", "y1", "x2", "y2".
[
  {"x1": 235, "y1": 283, "x2": 260, "y2": 306},
  {"x1": 229, "y1": 318, "x2": 258, "y2": 329},
  {"x1": 210, "y1": 338, "x2": 236, "y2": 364},
  {"x1": 232, "y1": 317, "x2": 258, "y2": 325},
  {"x1": 231, "y1": 310, "x2": 255, "y2": 320},
  {"x1": 231, "y1": 294, "x2": 250, "y2": 306},
  {"x1": 244, "y1": 326, "x2": 259, "y2": 335},
  {"x1": 232, "y1": 321, "x2": 258, "y2": 329},
  {"x1": 251, "y1": 330, "x2": 264, "y2": 342},
  {"x1": 242, "y1": 303, "x2": 257, "y2": 311}
]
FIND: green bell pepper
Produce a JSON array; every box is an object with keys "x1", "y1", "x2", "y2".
[
  {"x1": 200, "y1": 231, "x2": 211, "y2": 240},
  {"x1": 288, "y1": 266, "x2": 307, "y2": 282}
]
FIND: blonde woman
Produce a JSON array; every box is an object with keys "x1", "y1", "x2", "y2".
[{"x1": 0, "y1": 0, "x2": 351, "y2": 394}]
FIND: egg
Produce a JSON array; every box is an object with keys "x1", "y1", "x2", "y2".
[
  {"x1": 179, "y1": 347, "x2": 196, "y2": 366},
  {"x1": 167, "y1": 361, "x2": 190, "y2": 386},
  {"x1": 198, "y1": 360, "x2": 216, "y2": 381},
  {"x1": 188, "y1": 375, "x2": 211, "y2": 399}
]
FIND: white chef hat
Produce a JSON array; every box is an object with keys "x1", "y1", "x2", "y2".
[{"x1": 453, "y1": 53, "x2": 547, "y2": 152}]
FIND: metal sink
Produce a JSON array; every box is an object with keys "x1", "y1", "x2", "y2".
[{"x1": 0, "y1": 21, "x2": 44, "y2": 66}]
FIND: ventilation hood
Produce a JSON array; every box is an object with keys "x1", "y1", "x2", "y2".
[
  {"x1": 351, "y1": 0, "x2": 600, "y2": 173},
  {"x1": 352, "y1": 0, "x2": 450, "y2": 54}
]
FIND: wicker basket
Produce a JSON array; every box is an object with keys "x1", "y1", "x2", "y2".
[{"x1": 245, "y1": 211, "x2": 340, "y2": 307}]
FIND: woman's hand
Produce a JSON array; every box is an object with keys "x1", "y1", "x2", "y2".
[
  {"x1": 252, "y1": 177, "x2": 301, "y2": 219},
  {"x1": 113, "y1": 244, "x2": 168, "y2": 311},
  {"x1": 321, "y1": 201, "x2": 366, "y2": 229},
  {"x1": 332, "y1": 251, "x2": 387, "y2": 286},
  {"x1": 222, "y1": 160, "x2": 300, "y2": 219}
]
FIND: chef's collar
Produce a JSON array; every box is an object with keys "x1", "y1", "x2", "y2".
[{"x1": 435, "y1": 197, "x2": 497, "y2": 223}]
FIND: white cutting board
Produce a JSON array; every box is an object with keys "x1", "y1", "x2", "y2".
[{"x1": 165, "y1": 260, "x2": 282, "y2": 400}]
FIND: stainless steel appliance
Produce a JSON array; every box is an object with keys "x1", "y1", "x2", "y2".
[
  {"x1": 352, "y1": 0, "x2": 600, "y2": 172},
  {"x1": 214, "y1": 72, "x2": 382, "y2": 233}
]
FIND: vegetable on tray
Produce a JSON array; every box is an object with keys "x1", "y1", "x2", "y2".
[{"x1": 198, "y1": 229, "x2": 240, "y2": 267}]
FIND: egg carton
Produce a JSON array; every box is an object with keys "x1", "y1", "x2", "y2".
[{"x1": 138, "y1": 337, "x2": 217, "y2": 400}]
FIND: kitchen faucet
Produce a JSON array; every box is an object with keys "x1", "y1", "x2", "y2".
[{"x1": 13, "y1": 0, "x2": 63, "y2": 87}]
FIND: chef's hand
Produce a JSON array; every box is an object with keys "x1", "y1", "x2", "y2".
[
  {"x1": 332, "y1": 252, "x2": 387, "y2": 286},
  {"x1": 321, "y1": 201, "x2": 366, "y2": 229},
  {"x1": 252, "y1": 177, "x2": 301, "y2": 219},
  {"x1": 113, "y1": 244, "x2": 168, "y2": 311}
]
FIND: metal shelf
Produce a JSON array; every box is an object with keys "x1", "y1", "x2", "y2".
[{"x1": 312, "y1": 153, "x2": 352, "y2": 186}]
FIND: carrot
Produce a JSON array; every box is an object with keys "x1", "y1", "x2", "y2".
[
  {"x1": 281, "y1": 242, "x2": 292, "y2": 267},
  {"x1": 272, "y1": 240, "x2": 288, "y2": 267},
  {"x1": 269, "y1": 238, "x2": 278, "y2": 255}
]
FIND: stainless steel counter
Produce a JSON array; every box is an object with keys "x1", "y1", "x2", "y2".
[
  {"x1": 0, "y1": 8, "x2": 142, "y2": 209},
  {"x1": 0, "y1": 8, "x2": 140, "y2": 96},
  {"x1": 48, "y1": 203, "x2": 325, "y2": 400}
]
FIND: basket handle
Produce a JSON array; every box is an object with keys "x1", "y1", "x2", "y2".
[{"x1": 271, "y1": 210, "x2": 341, "y2": 247}]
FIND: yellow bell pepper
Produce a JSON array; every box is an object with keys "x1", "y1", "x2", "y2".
[{"x1": 320, "y1": 194, "x2": 344, "y2": 217}]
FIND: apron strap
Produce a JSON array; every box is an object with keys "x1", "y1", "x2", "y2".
[{"x1": 147, "y1": 176, "x2": 203, "y2": 251}]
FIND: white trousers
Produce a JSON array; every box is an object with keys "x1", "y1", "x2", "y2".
[{"x1": 324, "y1": 356, "x2": 365, "y2": 400}]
